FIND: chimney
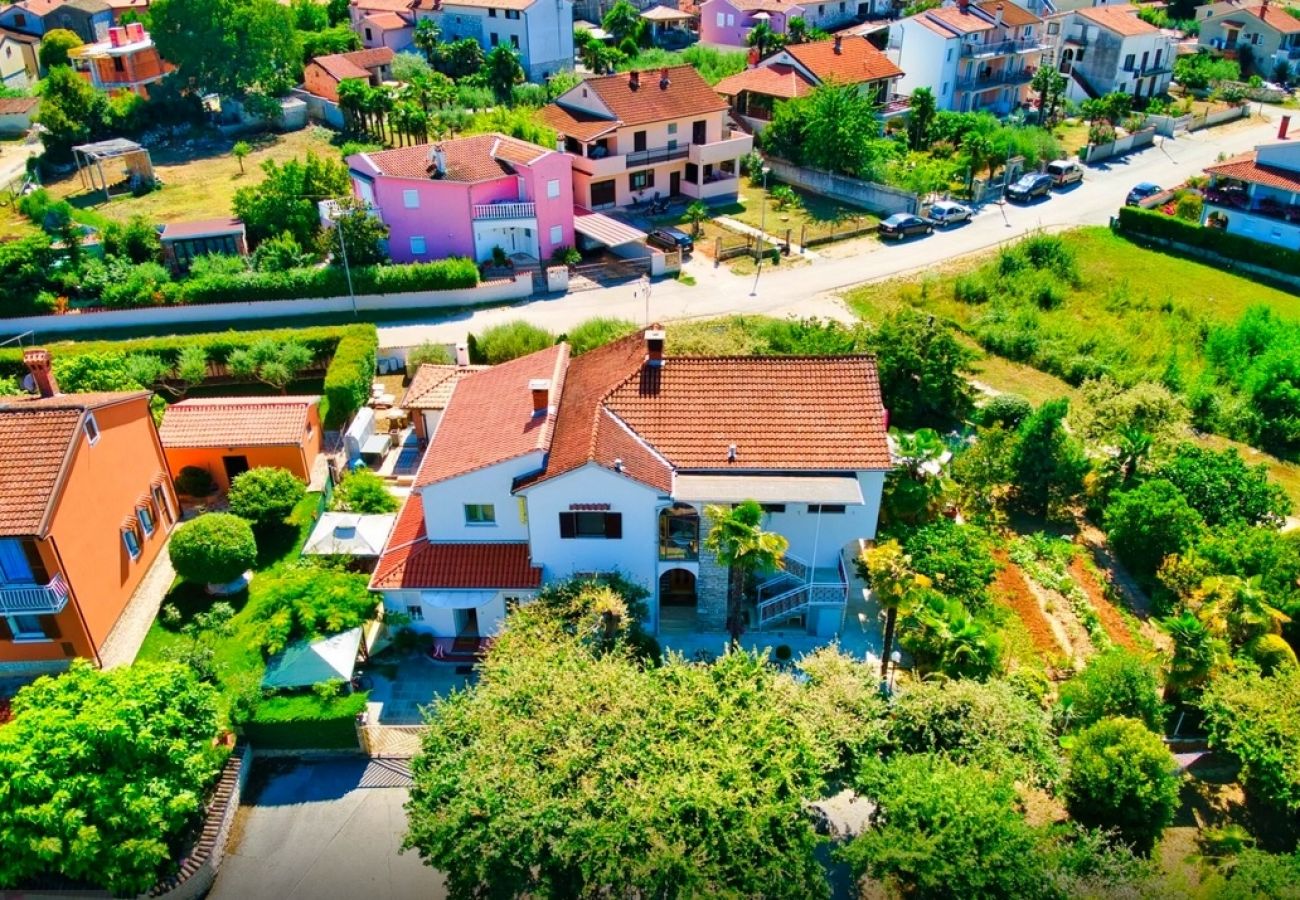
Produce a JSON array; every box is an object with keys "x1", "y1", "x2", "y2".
[
  {"x1": 957, "y1": 0, "x2": 968, "y2": 11},
  {"x1": 644, "y1": 328, "x2": 665, "y2": 366},
  {"x1": 529, "y1": 378, "x2": 551, "y2": 416},
  {"x1": 126, "y1": 21, "x2": 144, "y2": 42},
  {"x1": 659, "y1": 67, "x2": 671, "y2": 89},
  {"x1": 23, "y1": 348, "x2": 57, "y2": 398},
  {"x1": 833, "y1": 34, "x2": 843, "y2": 54},
  {"x1": 455, "y1": 341, "x2": 470, "y2": 367},
  {"x1": 727, "y1": 443, "x2": 737, "y2": 462},
  {"x1": 994, "y1": 2, "x2": 1004, "y2": 25},
  {"x1": 108, "y1": 25, "x2": 125, "y2": 46},
  {"x1": 629, "y1": 69, "x2": 641, "y2": 90}
]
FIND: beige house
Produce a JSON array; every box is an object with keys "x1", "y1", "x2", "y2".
[
  {"x1": 0, "y1": 28, "x2": 37, "y2": 90},
  {"x1": 1196, "y1": 0, "x2": 1300, "y2": 78},
  {"x1": 539, "y1": 65, "x2": 754, "y2": 210}
]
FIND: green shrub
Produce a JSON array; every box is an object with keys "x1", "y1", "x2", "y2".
[
  {"x1": 1063, "y1": 717, "x2": 1180, "y2": 854},
  {"x1": 251, "y1": 563, "x2": 377, "y2": 654},
  {"x1": 169, "y1": 513, "x2": 258, "y2": 585},
  {"x1": 406, "y1": 339, "x2": 452, "y2": 376},
  {"x1": 899, "y1": 519, "x2": 998, "y2": 611},
  {"x1": 175, "y1": 465, "x2": 215, "y2": 497},
  {"x1": 1200, "y1": 667, "x2": 1300, "y2": 812},
  {"x1": 321, "y1": 324, "x2": 378, "y2": 429},
  {"x1": 978, "y1": 393, "x2": 1033, "y2": 428},
  {"x1": 227, "y1": 467, "x2": 306, "y2": 526},
  {"x1": 564, "y1": 317, "x2": 638, "y2": 355},
  {"x1": 243, "y1": 691, "x2": 366, "y2": 749},
  {"x1": 169, "y1": 258, "x2": 478, "y2": 307},
  {"x1": 1117, "y1": 206, "x2": 1300, "y2": 277},
  {"x1": 331, "y1": 469, "x2": 399, "y2": 513},
  {"x1": 1058, "y1": 650, "x2": 1167, "y2": 732},
  {"x1": 1105, "y1": 479, "x2": 1206, "y2": 578},
  {"x1": 472, "y1": 320, "x2": 556, "y2": 364}
]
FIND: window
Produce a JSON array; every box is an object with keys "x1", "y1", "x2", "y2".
[
  {"x1": 558, "y1": 511, "x2": 623, "y2": 539},
  {"x1": 839, "y1": 1, "x2": 845, "y2": 10},
  {"x1": 122, "y1": 527, "x2": 141, "y2": 559},
  {"x1": 510, "y1": 34, "x2": 519, "y2": 48},
  {"x1": 726, "y1": 13, "x2": 734, "y2": 25},
  {"x1": 629, "y1": 169, "x2": 654, "y2": 191},
  {"x1": 1123, "y1": 53, "x2": 1135, "y2": 71},
  {"x1": 549, "y1": 224, "x2": 562, "y2": 245},
  {"x1": 1076, "y1": 49, "x2": 1085, "y2": 62},
  {"x1": 633, "y1": 130, "x2": 647, "y2": 151},
  {"x1": 138, "y1": 504, "x2": 155, "y2": 537},
  {"x1": 716, "y1": 11, "x2": 724, "y2": 26},
  {"x1": 941, "y1": 81, "x2": 949, "y2": 94},
  {"x1": 946, "y1": 46, "x2": 953, "y2": 60},
  {"x1": 506, "y1": 8, "x2": 520, "y2": 17},
  {"x1": 405, "y1": 605, "x2": 424, "y2": 621},
  {"x1": 489, "y1": 6, "x2": 497, "y2": 14},
  {"x1": 547, "y1": 178, "x2": 560, "y2": 198},
  {"x1": 464, "y1": 504, "x2": 496, "y2": 525},
  {"x1": 807, "y1": 504, "x2": 846, "y2": 514},
  {"x1": 403, "y1": 189, "x2": 420, "y2": 209},
  {"x1": 410, "y1": 235, "x2": 427, "y2": 255},
  {"x1": 692, "y1": 120, "x2": 707, "y2": 144},
  {"x1": 365, "y1": 27, "x2": 372, "y2": 39},
  {"x1": 760, "y1": 503, "x2": 786, "y2": 513},
  {"x1": 113, "y1": 55, "x2": 124, "y2": 73},
  {"x1": 13, "y1": 14, "x2": 24, "y2": 26},
  {"x1": 667, "y1": 122, "x2": 677, "y2": 134},
  {"x1": 9, "y1": 614, "x2": 45, "y2": 640},
  {"x1": 490, "y1": 32, "x2": 499, "y2": 45},
  {"x1": 1046, "y1": 21, "x2": 1058, "y2": 34},
  {"x1": 153, "y1": 485, "x2": 172, "y2": 524},
  {"x1": 83, "y1": 413, "x2": 99, "y2": 445}
]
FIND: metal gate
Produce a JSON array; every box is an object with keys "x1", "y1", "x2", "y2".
[{"x1": 568, "y1": 257, "x2": 652, "y2": 292}]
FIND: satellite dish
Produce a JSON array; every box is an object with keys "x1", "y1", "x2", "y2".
[{"x1": 21, "y1": 373, "x2": 35, "y2": 394}]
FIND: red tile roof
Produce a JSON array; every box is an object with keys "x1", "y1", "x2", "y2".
[
  {"x1": 1206, "y1": 151, "x2": 1300, "y2": 191},
  {"x1": 1075, "y1": 5, "x2": 1157, "y2": 36},
  {"x1": 360, "y1": 133, "x2": 551, "y2": 182},
  {"x1": 310, "y1": 46, "x2": 394, "y2": 82},
  {"x1": 371, "y1": 499, "x2": 541, "y2": 589},
  {"x1": 160, "y1": 217, "x2": 244, "y2": 240},
  {"x1": 976, "y1": 0, "x2": 1040, "y2": 27},
  {"x1": 351, "y1": 0, "x2": 413, "y2": 11},
  {"x1": 412, "y1": 0, "x2": 534, "y2": 10},
  {"x1": 1244, "y1": 3, "x2": 1300, "y2": 33},
  {"x1": 783, "y1": 36, "x2": 904, "y2": 84},
  {"x1": 414, "y1": 344, "x2": 568, "y2": 486},
  {"x1": 360, "y1": 10, "x2": 411, "y2": 28},
  {"x1": 158, "y1": 396, "x2": 318, "y2": 449},
  {"x1": 400, "y1": 363, "x2": 487, "y2": 410},
  {"x1": 714, "y1": 64, "x2": 814, "y2": 99},
  {"x1": 544, "y1": 65, "x2": 728, "y2": 133},
  {"x1": 918, "y1": 5, "x2": 996, "y2": 34},
  {"x1": 536, "y1": 103, "x2": 620, "y2": 142},
  {"x1": 0, "y1": 97, "x2": 38, "y2": 115},
  {"x1": 0, "y1": 391, "x2": 150, "y2": 537}
]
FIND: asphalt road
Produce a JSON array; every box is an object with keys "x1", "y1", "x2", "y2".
[
  {"x1": 209, "y1": 758, "x2": 446, "y2": 900},
  {"x1": 375, "y1": 106, "x2": 1287, "y2": 348}
]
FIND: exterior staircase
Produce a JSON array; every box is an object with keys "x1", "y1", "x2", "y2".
[{"x1": 755, "y1": 554, "x2": 849, "y2": 629}]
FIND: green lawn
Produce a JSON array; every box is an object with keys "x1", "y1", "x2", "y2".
[{"x1": 729, "y1": 179, "x2": 879, "y2": 243}]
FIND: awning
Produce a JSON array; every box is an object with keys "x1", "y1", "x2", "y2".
[
  {"x1": 673, "y1": 474, "x2": 865, "y2": 505},
  {"x1": 574, "y1": 207, "x2": 647, "y2": 247},
  {"x1": 262, "y1": 627, "x2": 363, "y2": 689},
  {"x1": 641, "y1": 5, "x2": 693, "y2": 20},
  {"x1": 303, "y1": 512, "x2": 397, "y2": 557}
]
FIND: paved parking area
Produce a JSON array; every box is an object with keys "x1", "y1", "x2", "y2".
[{"x1": 210, "y1": 757, "x2": 446, "y2": 900}]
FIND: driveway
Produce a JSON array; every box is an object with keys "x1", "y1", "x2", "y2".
[
  {"x1": 373, "y1": 107, "x2": 1288, "y2": 348},
  {"x1": 210, "y1": 758, "x2": 446, "y2": 900}
]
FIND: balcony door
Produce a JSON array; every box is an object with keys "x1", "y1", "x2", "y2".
[
  {"x1": 692, "y1": 120, "x2": 707, "y2": 145},
  {"x1": 0, "y1": 539, "x2": 33, "y2": 585},
  {"x1": 590, "y1": 179, "x2": 616, "y2": 210}
]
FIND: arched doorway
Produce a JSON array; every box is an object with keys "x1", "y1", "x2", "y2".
[{"x1": 659, "y1": 568, "x2": 697, "y2": 607}]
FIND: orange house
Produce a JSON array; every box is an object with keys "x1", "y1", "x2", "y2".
[
  {"x1": 69, "y1": 23, "x2": 173, "y2": 98},
  {"x1": 158, "y1": 396, "x2": 324, "y2": 493},
  {"x1": 0, "y1": 350, "x2": 178, "y2": 675}
]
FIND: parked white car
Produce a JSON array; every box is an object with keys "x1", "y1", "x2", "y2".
[{"x1": 928, "y1": 200, "x2": 973, "y2": 227}]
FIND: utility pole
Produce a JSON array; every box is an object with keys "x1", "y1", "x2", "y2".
[{"x1": 750, "y1": 165, "x2": 771, "y2": 298}]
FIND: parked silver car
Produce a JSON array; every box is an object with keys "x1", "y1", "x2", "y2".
[{"x1": 928, "y1": 200, "x2": 972, "y2": 227}]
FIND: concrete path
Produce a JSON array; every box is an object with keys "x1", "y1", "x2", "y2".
[
  {"x1": 210, "y1": 758, "x2": 445, "y2": 900},
  {"x1": 374, "y1": 107, "x2": 1287, "y2": 349},
  {"x1": 97, "y1": 539, "x2": 175, "y2": 669}
]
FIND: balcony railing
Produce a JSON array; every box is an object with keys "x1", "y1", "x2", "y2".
[
  {"x1": 626, "y1": 144, "x2": 690, "y2": 168},
  {"x1": 0, "y1": 577, "x2": 69, "y2": 616},
  {"x1": 878, "y1": 92, "x2": 911, "y2": 116},
  {"x1": 962, "y1": 38, "x2": 1048, "y2": 57},
  {"x1": 472, "y1": 201, "x2": 536, "y2": 220},
  {"x1": 1205, "y1": 187, "x2": 1300, "y2": 223}
]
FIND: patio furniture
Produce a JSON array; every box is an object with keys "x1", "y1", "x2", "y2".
[{"x1": 361, "y1": 432, "x2": 392, "y2": 458}]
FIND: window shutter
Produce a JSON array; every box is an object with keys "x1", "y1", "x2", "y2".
[
  {"x1": 604, "y1": 513, "x2": 622, "y2": 539},
  {"x1": 41, "y1": 615, "x2": 61, "y2": 639},
  {"x1": 559, "y1": 512, "x2": 576, "y2": 538},
  {"x1": 0, "y1": 617, "x2": 11, "y2": 641}
]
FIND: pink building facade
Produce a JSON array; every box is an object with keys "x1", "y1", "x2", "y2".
[
  {"x1": 347, "y1": 134, "x2": 575, "y2": 265},
  {"x1": 699, "y1": 0, "x2": 803, "y2": 46}
]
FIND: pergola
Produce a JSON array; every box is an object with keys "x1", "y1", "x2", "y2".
[
  {"x1": 72, "y1": 138, "x2": 154, "y2": 202},
  {"x1": 640, "y1": 4, "x2": 694, "y2": 38}
]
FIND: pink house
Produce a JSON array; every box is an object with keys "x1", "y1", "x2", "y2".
[
  {"x1": 357, "y1": 11, "x2": 414, "y2": 50},
  {"x1": 698, "y1": 0, "x2": 865, "y2": 46},
  {"x1": 347, "y1": 133, "x2": 576, "y2": 265}
]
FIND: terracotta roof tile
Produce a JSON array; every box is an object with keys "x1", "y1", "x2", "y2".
[
  {"x1": 371, "y1": 501, "x2": 540, "y2": 589},
  {"x1": 360, "y1": 11, "x2": 411, "y2": 28},
  {"x1": 158, "y1": 396, "x2": 317, "y2": 449},
  {"x1": 12, "y1": 0, "x2": 63, "y2": 17},
  {"x1": 0, "y1": 97, "x2": 39, "y2": 115},
  {"x1": 414, "y1": 344, "x2": 568, "y2": 486},
  {"x1": 310, "y1": 46, "x2": 394, "y2": 82},
  {"x1": 1206, "y1": 151, "x2": 1300, "y2": 191},
  {"x1": 976, "y1": 0, "x2": 1040, "y2": 26},
  {"x1": 1244, "y1": 3, "x2": 1300, "y2": 33},
  {"x1": 545, "y1": 65, "x2": 728, "y2": 132},
  {"x1": 714, "y1": 64, "x2": 814, "y2": 99},
  {"x1": 1075, "y1": 5, "x2": 1157, "y2": 36},
  {"x1": 400, "y1": 363, "x2": 487, "y2": 410},
  {"x1": 918, "y1": 5, "x2": 996, "y2": 34},
  {"x1": 536, "y1": 103, "x2": 620, "y2": 141},
  {"x1": 0, "y1": 391, "x2": 149, "y2": 537},
  {"x1": 360, "y1": 133, "x2": 551, "y2": 182},
  {"x1": 350, "y1": 0, "x2": 413, "y2": 11},
  {"x1": 783, "y1": 36, "x2": 904, "y2": 84}
]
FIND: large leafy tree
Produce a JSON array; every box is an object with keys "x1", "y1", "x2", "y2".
[
  {"x1": 151, "y1": 0, "x2": 301, "y2": 97},
  {"x1": 38, "y1": 28, "x2": 82, "y2": 69},
  {"x1": 865, "y1": 309, "x2": 976, "y2": 429},
  {"x1": 1200, "y1": 667, "x2": 1300, "y2": 813},
  {"x1": 900, "y1": 519, "x2": 998, "y2": 612},
  {"x1": 404, "y1": 602, "x2": 831, "y2": 899},
  {"x1": 703, "y1": 499, "x2": 789, "y2": 644},
  {"x1": 169, "y1": 513, "x2": 258, "y2": 586},
  {"x1": 35, "y1": 65, "x2": 110, "y2": 162},
  {"x1": 232, "y1": 152, "x2": 350, "y2": 247},
  {"x1": 319, "y1": 196, "x2": 390, "y2": 266},
  {"x1": 601, "y1": 0, "x2": 640, "y2": 44},
  {"x1": 1104, "y1": 478, "x2": 1205, "y2": 578},
  {"x1": 1153, "y1": 443, "x2": 1291, "y2": 528},
  {"x1": 0, "y1": 662, "x2": 224, "y2": 896},
  {"x1": 252, "y1": 562, "x2": 376, "y2": 653},
  {"x1": 1058, "y1": 650, "x2": 1167, "y2": 733},
  {"x1": 481, "y1": 45, "x2": 525, "y2": 101},
  {"x1": 1009, "y1": 398, "x2": 1088, "y2": 519}
]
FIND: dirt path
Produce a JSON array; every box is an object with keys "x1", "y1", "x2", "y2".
[
  {"x1": 1076, "y1": 522, "x2": 1157, "y2": 620},
  {"x1": 1020, "y1": 566, "x2": 1094, "y2": 670}
]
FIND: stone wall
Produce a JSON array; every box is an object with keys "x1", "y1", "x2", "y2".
[{"x1": 696, "y1": 512, "x2": 729, "y2": 631}]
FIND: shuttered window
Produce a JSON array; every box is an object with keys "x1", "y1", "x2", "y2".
[{"x1": 558, "y1": 512, "x2": 622, "y2": 539}]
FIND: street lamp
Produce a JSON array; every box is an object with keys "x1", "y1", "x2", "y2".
[
  {"x1": 750, "y1": 164, "x2": 771, "y2": 297},
  {"x1": 638, "y1": 272, "x2": 651, "y2": 325},
  {"x1": 888, "y1": 650, "x2": 902, "y2": 693}
]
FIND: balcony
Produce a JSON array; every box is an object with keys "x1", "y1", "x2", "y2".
[
  {"x1": 0, "y1": 577, "x2": 69, "y2": 616},
  {"x1": 687, "y1": 130, "x2": 754, "y2": 167},
  {"x1": 659, "y1": 509, "x2": 699, "y2": 561},
  {"x1": 472, "y1": 201, "x2": 536, "y2": 220},
  {"x1": 956, "y1": 68, "x2": 1035, "y2": 90},
  {"x1": 570, "y1": 152, "x2": 627, "y2": 178},
  {"x1": 625, "y1": 143, "x2": 690, "y2": 169},
  {"x1": 962, "y1": 38, "x2": 1049, "y2": 58},
  {"x1": 878, "y1": 92, "x2": 911, "y2": 118},
  {"x1": 1205, "y1": 186, "x2": 1300, "y2": 223}
]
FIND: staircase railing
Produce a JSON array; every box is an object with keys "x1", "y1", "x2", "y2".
[{"x1": 757, "y1": 580, "x2": 849, "y2": 627}]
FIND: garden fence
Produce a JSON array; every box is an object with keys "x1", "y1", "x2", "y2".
[
  {"x1": 800, "y1": 219, "x2": 877, "y2": 248},
  {"x1": 764, "y1": 158, "x2": 919, "y2": 216}
]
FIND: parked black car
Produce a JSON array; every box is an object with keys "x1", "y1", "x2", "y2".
[
  {"x1": 878, "y1": 213, "x2": 934, "y2": 240},
  {"x1": 1006, "y1": 173, "x2": 1053, "y2": 202},
  {"x1": 648, "y1": 226, "x2": 694, "y2": 253},
  {"x1": 1125, "y1": 182, "x2": 1163, "y2": 207}
]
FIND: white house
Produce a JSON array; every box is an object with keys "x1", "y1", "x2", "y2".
[
  {"x1": 370, "y1": 329, "x2": 891, "y2": 649},
  {"x1": 410, "y1": 0, "x2": 574, "y2": 82},
  {"x1": 1201, "y1": 141, "x2": 1300, "y2": 249},
  {"x1": 888, "y1": 0, "x2": 1047, "y2": 115},
  {"x1": 1045, "y1": 4, "x2": 1174, "y2": 101}
]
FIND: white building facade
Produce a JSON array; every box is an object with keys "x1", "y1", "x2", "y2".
[
  {"x1": 411, "y1": 0, "x2": 574, "y2": 82},
  {"x1": 1046, "y1": 4, "x2": 1174, "y2": 101}
]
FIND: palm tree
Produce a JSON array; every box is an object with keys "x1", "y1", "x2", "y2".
[
  {"x1": 881, "y1": 428, "x2": 949, "y2": 527},
  {"x1": 858, "y1": 540, "x2": 932, "y2": 678},
  {"x1": 906, "y1": 87, "x2": 936, "y2": 152},
  {"x1": 337, "y1": 78, "x2": 368, "y2": 136},
  {"x1": 413, "y1": 18, "x2": 440, "y2": 63},
  {"x1": 685, "y1": 201, "x2": 709, "y2": 238},
  {"x1": 703, "y1": 500, "x2": 789, "y2": 646},
  {"x1": 1162, "y1": 610, "x2": 1225, "y2": 699},
  {"x1": 1113, "y1": 425, "x2": 1152, "y2": 486},
  {"x1": 1199, "y1": 575, "x2": 1288, "y2": 649},
  {"x1": 787, "y1": 16, "x2": 809, "y2": 43},
  {"x1": 483, "y1": 45, "x2": 525, "y2": 101},
  {"x1": 962, "y1": 132, "x2": 993, "y2": 194},
  {"x1": 746, "y1": 20, "x2": 780, "y2": 59}
]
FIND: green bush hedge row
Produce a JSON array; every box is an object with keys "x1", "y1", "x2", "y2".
[
  {"x1": 1116, "y1": 206, "x2": 1300, "y2": 278},
  {"x1": 165, "y1": 258, "x2": 479, "y2": 307},
  {"x1": 243, "y1": 692, "x2": 367, "y2": 750},
  {"x1": 322, "y1": 324, "x2": 377, "y2": 429}
]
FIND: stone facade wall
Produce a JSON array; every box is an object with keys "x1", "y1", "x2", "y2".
[{"x1": 696, "y1": 512, "x2": 729, "y2": 631}]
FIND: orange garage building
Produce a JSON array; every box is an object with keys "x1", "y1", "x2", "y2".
[{"x1": 158, "y1": 396, "x2": 324, "y2": 493}]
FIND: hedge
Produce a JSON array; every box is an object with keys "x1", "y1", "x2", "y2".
[
  {"x1": 170, "y1": 257, "x2": 479, "y2": 306},
  {"x1": 1116, "y1": 206, "x2": 1300, "y2": 278},
  {"x1": 322, "y1": 323, "x2": 377, "y2": 429},
  {"x1": 242, "y1": 691, "x2": 366, "y2": 750}
]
